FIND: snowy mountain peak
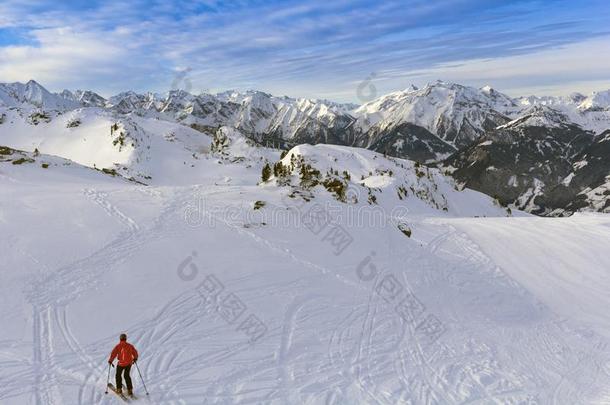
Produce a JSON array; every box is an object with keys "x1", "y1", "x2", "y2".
[
  {"x1": 499, "y1": 105, "x2": 574, "y2": 129},
  {"x1": 0, "y1": 80, "x2": 80, "y2": 111},
  {"x1": 568, "y1": 92, "x2": 587, "y2": 104},
  {"x1": 578, "y1": 90, "x2": 610, "y2": 111},
  {"x1": 61, "y1": 89, "x2": 107, "y2": 108},
  {"x1": 25, "y1": 79, "x2": 46, "y2": 92},
  {"x1": 22, "y1": 80, "x2": 55, "y2": 105},
  {"x1": 354, "y1": 80, "x2": 514, "y2": 149}
]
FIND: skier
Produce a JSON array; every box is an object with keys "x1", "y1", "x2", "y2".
[{"x1": 108, "y1": 333, "x2": 139, "y2": 397}]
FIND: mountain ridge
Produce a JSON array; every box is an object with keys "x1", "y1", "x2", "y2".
[{"x1": 1, "y1": 79, "x2": 608, "y2": 216}]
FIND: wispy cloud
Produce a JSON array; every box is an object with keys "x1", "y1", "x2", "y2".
[
  {"x1": 0, "y1": 0, "x2": 608, "y2": 100},
  {"x1": 401, "y1": 36, "x2": 610, "y2": 97}
]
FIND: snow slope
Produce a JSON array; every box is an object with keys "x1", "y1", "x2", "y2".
[
  {"x1": 0, "y1": 146, "x2": 133, "y2": 185},
  {"x1": 434, "y1": 214, "x2": 610, "y2": 337},
  {"x1": 0, "y1": 107, "x2": 276, "y2": 185},
  {"x1": 0, "y1": 108, "x2": 134, "y2": 169},
  {"x1": 2, "y1": 139, "x2": 610, "y2": 404}
]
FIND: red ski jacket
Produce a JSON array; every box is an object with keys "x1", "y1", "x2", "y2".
[{"x1": 109, "y1": 341, "x2": 138, "y2": 367}]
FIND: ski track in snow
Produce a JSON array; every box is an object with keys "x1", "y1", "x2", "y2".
[
  {"x1": 31, "y1": 189, "x2": 146, "y2": 404},
  {"x1": 418, "y1": 220, "x2": 610, "y2": 405},
  {"x1": 4, "y1": 182, "x2": 610, "y2": 404},
  {"x1": 19, "y1": 186, "x2": 206, "y2": 404}
]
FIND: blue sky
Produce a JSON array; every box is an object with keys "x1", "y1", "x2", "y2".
[{"x1": 0, "y1": 0, "x2": 609, "y2": 101}]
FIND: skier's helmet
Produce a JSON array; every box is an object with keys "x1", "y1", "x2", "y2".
[{"x1": 120, "y1": 333, "x2": 127, "y2": 341}]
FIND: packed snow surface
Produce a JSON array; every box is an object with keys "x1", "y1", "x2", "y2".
[{"x1": 2, "y1": 136, "x2": 610, "y2": 404}]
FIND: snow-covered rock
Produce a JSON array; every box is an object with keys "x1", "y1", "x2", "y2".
[{"x1": 267, "y1": 143, "x2": 512, "y2": 217}]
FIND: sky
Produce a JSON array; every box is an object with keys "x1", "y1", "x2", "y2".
[{"x1": 0, "y1": 0, "x2": 609, "y2": 102}]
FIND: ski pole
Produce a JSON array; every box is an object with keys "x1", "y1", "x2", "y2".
[
  {"x1": 104, "y1": 362, "x2": 113, "y2": 394},
  {"x1": 134, "y1": 361, "x2": 149, "y2": 395}
]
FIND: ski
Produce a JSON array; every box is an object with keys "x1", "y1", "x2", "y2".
[{"x1": 107, "y1": 383, "x2": 130, "y2": 402}]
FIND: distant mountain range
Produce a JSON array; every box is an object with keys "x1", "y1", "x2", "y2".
[{"x1": 1, "y1": 79, "x2": 608, "y2": 215}]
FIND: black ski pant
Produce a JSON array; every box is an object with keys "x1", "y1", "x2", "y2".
[{"x1": 116, "y1": 364, "x2": 133, "y2": 391}]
